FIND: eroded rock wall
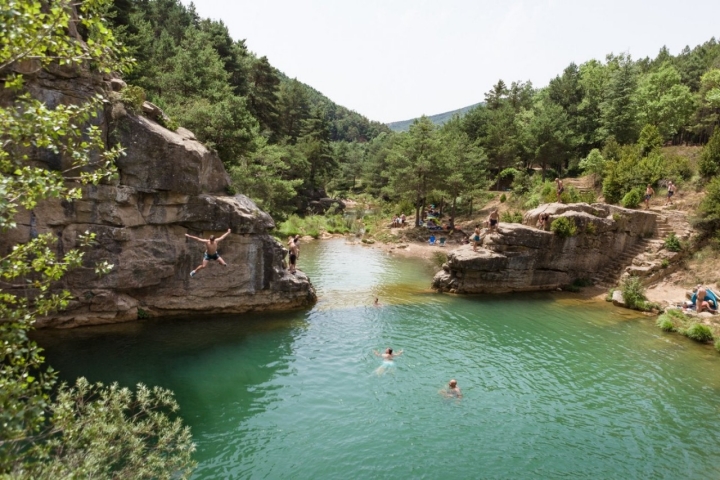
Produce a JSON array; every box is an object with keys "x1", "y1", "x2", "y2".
[
  {"x1": 2, "y1": 68, "x2": 316, "y2": 328},
  {"x1": 433, "y1": 203, "x2": 656, "y2": 293}
]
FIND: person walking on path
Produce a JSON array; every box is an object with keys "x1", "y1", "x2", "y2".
[
  {"x1": 186, "y1": 228, "x2": 231, "y2": 277},
  {"x1": 665, "y1": 181, "x2": 676, "y2": 206},
  {"x1": 644, "y1": 184, "x2": 655, "y2": 210}
]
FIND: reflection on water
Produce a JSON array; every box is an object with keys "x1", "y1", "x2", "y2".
[{"x1": 35, "y1": 239, "x2": 720, "y2": 479}]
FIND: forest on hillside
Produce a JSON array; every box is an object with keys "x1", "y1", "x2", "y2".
[{"x1": 110, "y1": 0, "x2": 720, "y2": 227}]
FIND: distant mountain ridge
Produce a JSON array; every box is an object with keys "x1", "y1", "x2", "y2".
[{"x1": 387, "y1": 102, "x2": 483, "y2": 132}]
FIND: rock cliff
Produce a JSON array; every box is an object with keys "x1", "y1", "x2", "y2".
[
  {"x1": 433, "y1": 203, "x2": 657, "y2": 293},
  {"x1": 2, "y1": 66, "x2": 316, "y2": 328}
]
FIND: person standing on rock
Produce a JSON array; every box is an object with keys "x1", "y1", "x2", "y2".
[
  {"x1": 186, "y1": 228, "x2": 231, "y2": 278},
  {"x1": 288, "y1": 236, "x2": 299, "y2": 274},
  {"x1": 487, "y1": 209, "x2": 500, "y2": 233},
  {"x1": 644, "y1": 184, "x2": 655, "y2": 210},
  {"x1": 555, "y1": 178, "x2": 564, "y2": 202},
  {"x1": 472, "y1": 225, "x2": 482, "y2": 252}
]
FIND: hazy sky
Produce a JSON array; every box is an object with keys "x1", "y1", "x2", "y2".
[{"x1": 185, "y1": 0, "x2": 719, "y2": 123}]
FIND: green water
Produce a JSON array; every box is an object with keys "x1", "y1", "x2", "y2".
[{"x1": 35, "y1": 239, "x2": 720, "y2": 479}]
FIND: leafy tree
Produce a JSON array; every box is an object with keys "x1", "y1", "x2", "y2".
[
  {"x1": 699, "y1": 128, "x2": 720, "y2": 177},
  {"x1": 527, "y1": 94, "x2": 575, "y2": 177},
  {"x1": 384, "y1": 117, "x2": 442, "y2": 226},
  {"x1": 277, "y1": 78, "x2": 310, "y2": 142},
  {"x1": 248, "y1": 56, "x2": 281, "y2": 137},
  {"x1": 600, "y1": 54, "x2": 639, "y2": 144},
  {"x1": 1, "y1": 1, "x2": 195, "y2": 476},
  {"x1": 229, "y1": 141, "x2": 304, "y2": 218},
  {"x1": 577, "y1": 59, "x2": 610, "y2": 151},
  {"x1": 579, "y1": 148, "x2": 605, "y2": 184},
  {"x1": 634, "y1": 62, "x2": 695, "y2": 140},
  {"x1": 436, "y1": 126, "x2": 488, "y2": 227}
]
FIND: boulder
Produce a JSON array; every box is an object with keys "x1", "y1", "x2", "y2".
[{"x1": 434, "y1": 204, "x2": 657, "y2": 294}]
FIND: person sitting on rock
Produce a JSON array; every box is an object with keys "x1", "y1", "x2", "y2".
[
  {"x1": 186, "y1": 228, "x2": 231, "y2": 277},
  {"x1": 692, "y1": 285, "x2": 718, "y2": 314},
  {"x1": 537, "y1": 212, "x2": 550, "y2": 230}
]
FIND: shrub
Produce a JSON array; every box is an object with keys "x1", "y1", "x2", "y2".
[
  {"x1": 715, "y1": 338, "x2": 720, "y2": 353},
  {"x1": 684, "y1": 323, "x2": 714, "y2": 343},
  {"x1": 699, "y1": 128, "x2": 720, "y2": 178},
  {"x1": 432, "y1": 251, "x2": 448, "y2": 268},
  {"x1": 501, "y1": 211, "x2": 523, "y2": 223},
  {"x1": 606, "y1": 288, "x2": 615, "y2": 302},
  {"x1": 119, "y1": 85, "x2": 146, "y2": 113},
  {"x1": 620, "y1": 276, "x2": 647, "y2": 310},
  {"x1": 499, "y1": 193, "x2": 507, "y2": 203},
  {"x1": 137, "y1": 308, "x2": 150, "y2": 320},
  {"x1": 550, "y1": 217, "x2": 577, "y2": 237},
  {"x1": 621, "y1": 188, "x2": 643, "y2": 208},
  {"x1": 661, "y1": 259, "x2": 669, "y2": 268},
  {"x1": 656, "y1": 315, "x2": 676, "y2": 332},
  {"x1": 664, "y1": 232, "x2": 681, "y2": 252},
  {"x1": 585, "y1": 222, "x2": 597, "y2": 235}
]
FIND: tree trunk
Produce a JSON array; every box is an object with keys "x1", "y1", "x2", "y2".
[
  {"x1": 450, "y1": 198, "x2": 456, "y2": 229},
  {"x1": 415, "y1": 204, "x2": 421, "y2": 227},
  {"x1": 439, "y1": 197, "x2": 444, "y2": 216}
]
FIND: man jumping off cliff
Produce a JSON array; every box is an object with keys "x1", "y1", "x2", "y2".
[{"x1": 186, "y1": 228, "x2": 231, "y2": 277}]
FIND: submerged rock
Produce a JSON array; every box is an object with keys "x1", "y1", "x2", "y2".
[{"x1": 432, "y1": 203, "x2": 656, "y2": 294}]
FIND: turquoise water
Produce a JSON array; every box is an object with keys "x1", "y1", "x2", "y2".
[{"x1": 35, "y1": 239, "x2": 720, "y2": 479}]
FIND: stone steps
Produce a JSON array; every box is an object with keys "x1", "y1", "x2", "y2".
[{"x1": 590, "y1": 239, "x2": 652, "y2": 287}]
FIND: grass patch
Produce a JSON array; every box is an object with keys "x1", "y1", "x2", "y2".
[
  {"x1": 432, "y1": 251, "x2": 448, "y2": 268},
  {"x1": 664, "y1": 232, "x2": 682, "y2": 252},
  {"x1": 684, "y1": 323, "x2": 714, "y2": 343}
]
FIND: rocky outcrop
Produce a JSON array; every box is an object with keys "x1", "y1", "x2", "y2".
[
  {"x1": 2, "y1": 67, "x2": 316, "y2": 328},
  {"x1": 433, "y1": 203, "x2": 657, "y2": 293}
]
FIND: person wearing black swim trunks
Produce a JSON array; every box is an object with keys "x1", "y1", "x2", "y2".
[
  {"x1": 665, "y1": 181, "x2": 676, "y2": 206},
  {"x1": 487, "y1": 209, "x2": 500, "y2": 233},
  {"x1": 186, "y1": 228, "x2": 231, "y2": 277},
  {"x1": 288, "y1": 236, "x2": 299, "y2": 274},
  {"x1": 644, "y1": 184, "x2": 655, "y2": 210}
]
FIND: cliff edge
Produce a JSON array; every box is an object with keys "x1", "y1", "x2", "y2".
[{"x1": 1, "y1": 66, "x2": 316, "y2": 328}]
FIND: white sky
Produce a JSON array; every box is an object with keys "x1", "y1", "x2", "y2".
[{"x1": 185, "y1": 0, "x2": 720, "y2": 123}]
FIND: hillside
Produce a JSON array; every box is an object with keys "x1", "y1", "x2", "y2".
[{"x1": 387, "y1": 102, "x2": 482, "y2": 132}]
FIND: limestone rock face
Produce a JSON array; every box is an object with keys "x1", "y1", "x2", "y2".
[
  {"x1": 432, "y1": 203, "x2": 657, "y2": 293},
  {"x1": 2, "y1": 68, "x2": 316, "y2": 328}
]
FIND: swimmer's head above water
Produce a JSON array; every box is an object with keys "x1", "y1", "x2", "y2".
[{"x1": 449, "y1": 379, "x2": 457, "y2": 388}]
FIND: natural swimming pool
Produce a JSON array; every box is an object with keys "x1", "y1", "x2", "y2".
[{"x1": 35, "y1": 239, "x2": 720, "y2": 478}]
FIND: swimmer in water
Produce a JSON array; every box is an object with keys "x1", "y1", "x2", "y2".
[
  {"x1": 373, "y1": 347, "x2": 403, "y2": 375},
  {"x1": 441, "y1": 379, "x2": 462, "y2": 398},
  {"x1": 373, "y1": 297, "x2": 381, "y2": 307}
]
